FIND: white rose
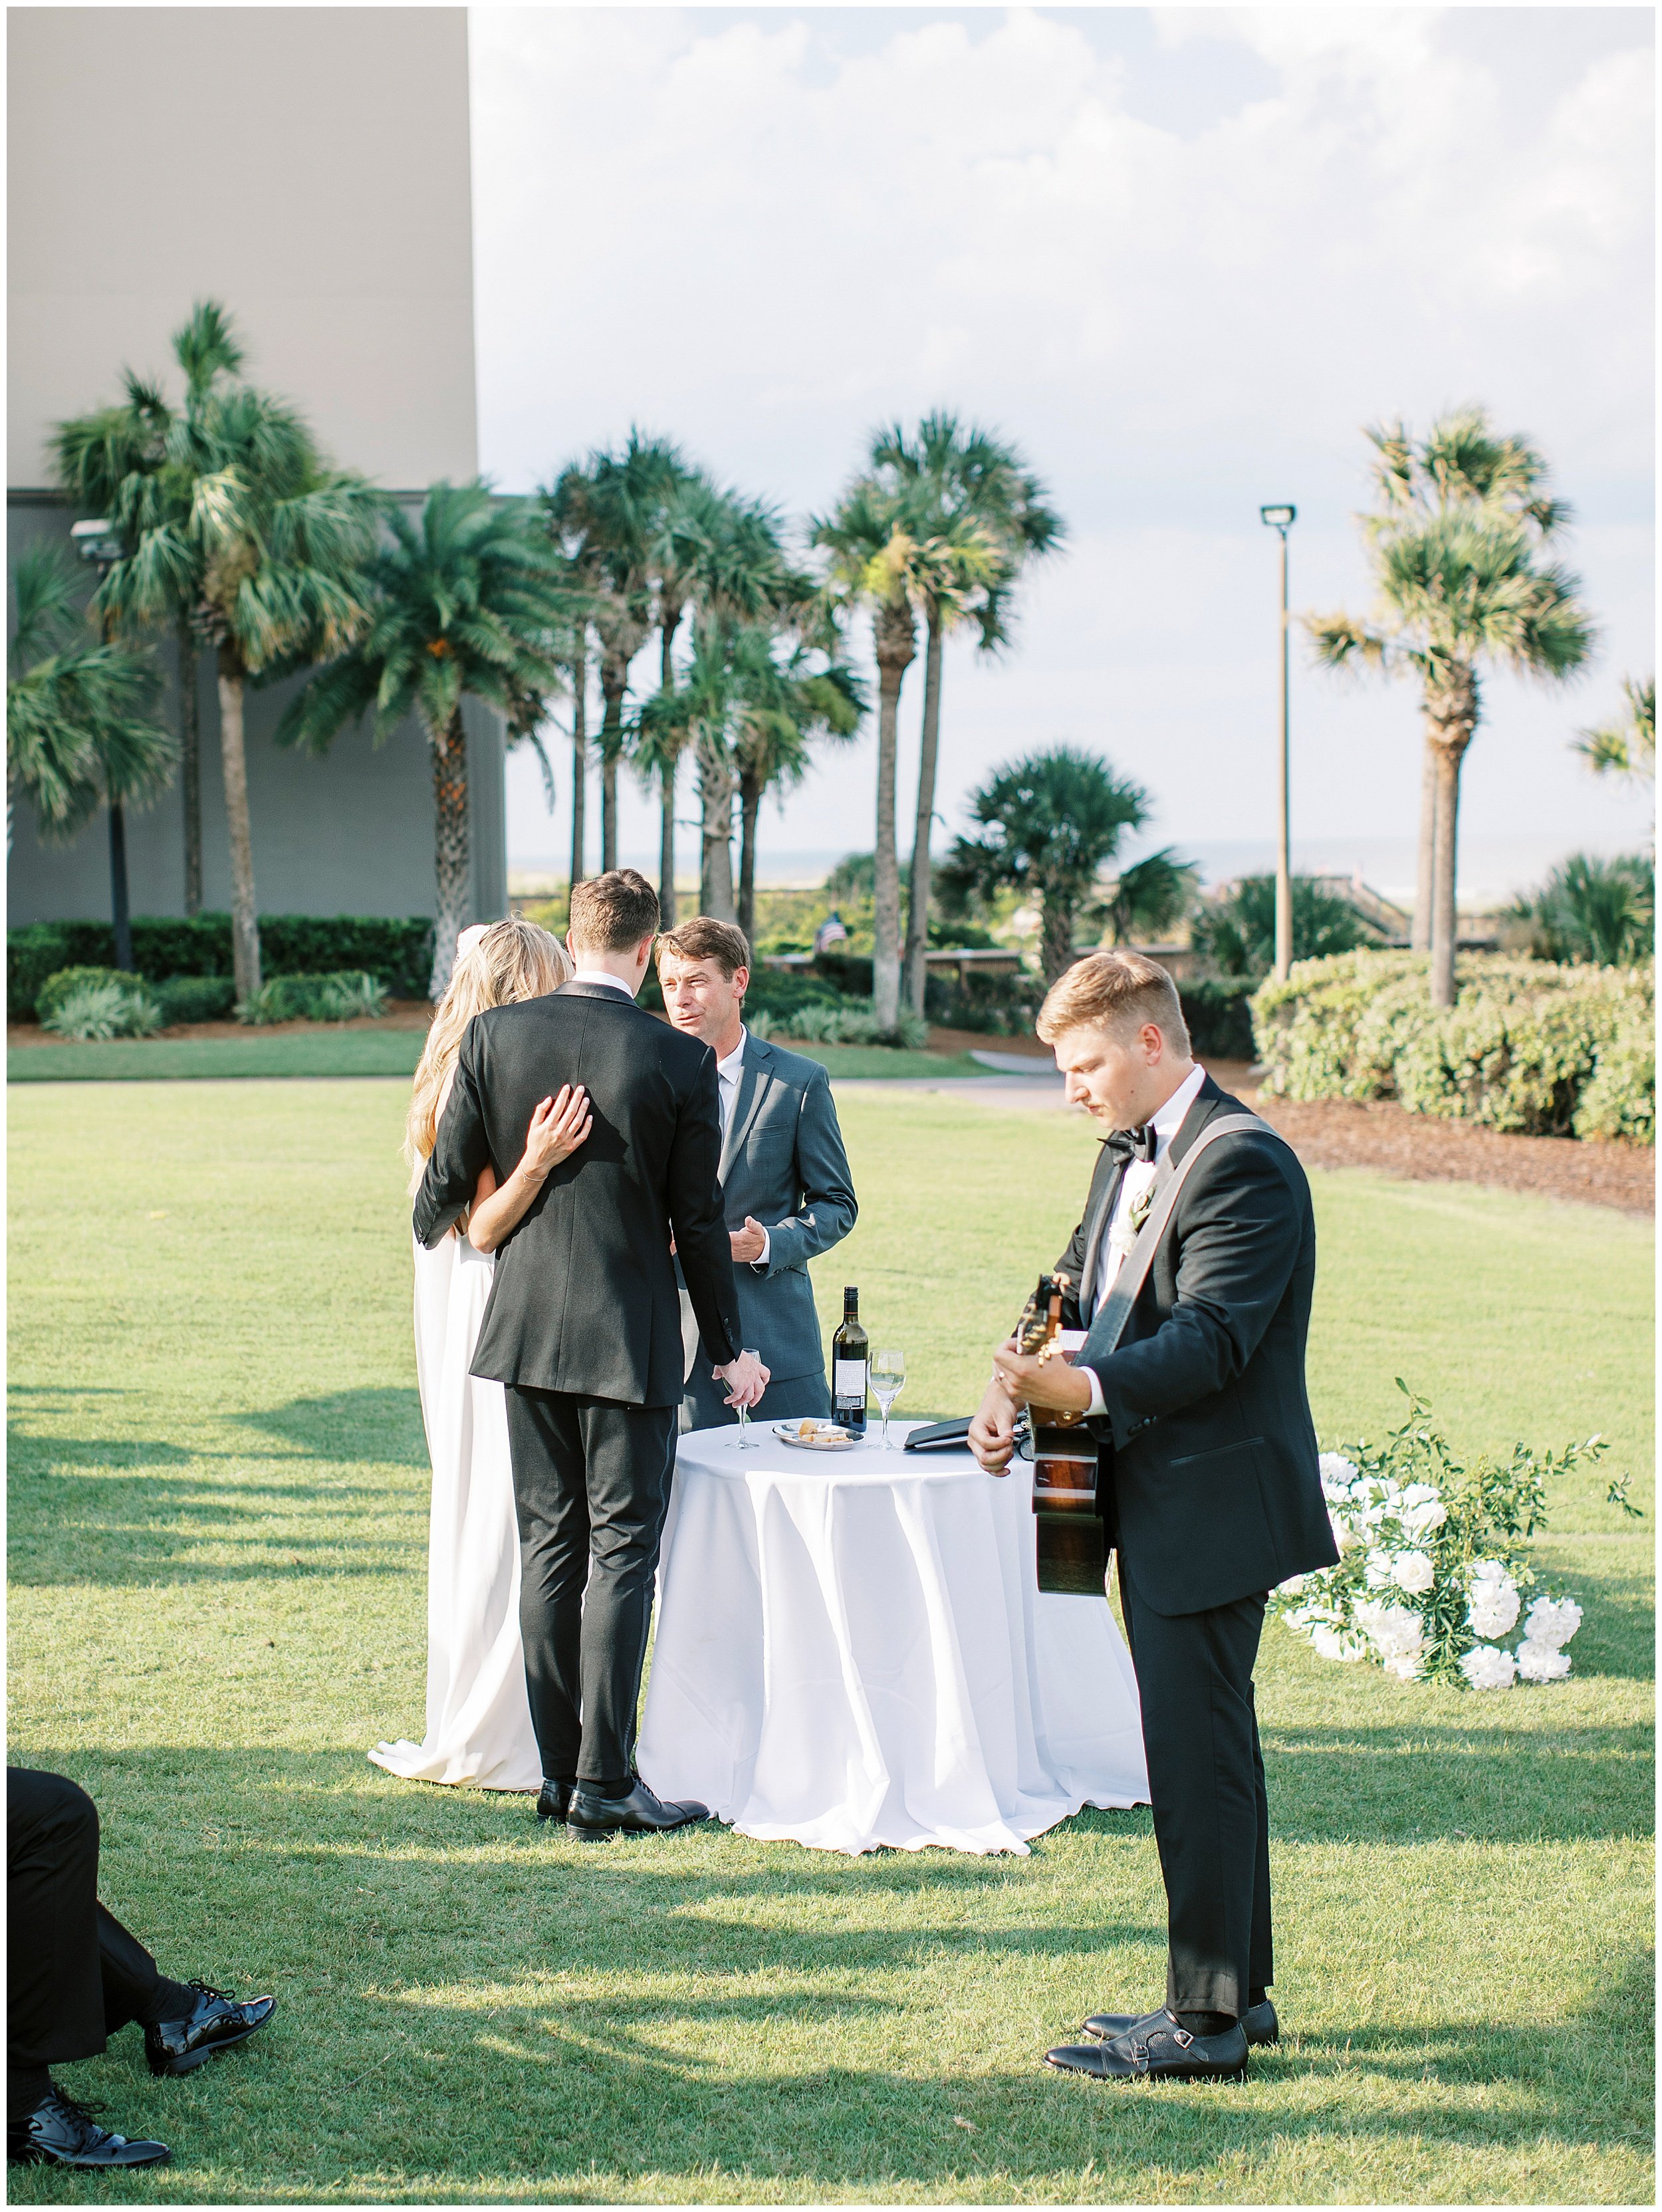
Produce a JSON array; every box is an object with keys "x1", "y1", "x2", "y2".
[
  {"x1": 1516, "y1": 1640, "x2": 1572, "y2": 1683},
  {"x1": 1469, "y1": 1558, "x2": 1510, "y2": 1587},
  {"x1": 1391, "y1": 1550, "x2": 1436, "y2": 1596},
  {"x1": 1318, "y1": 1453, "x2": 1360, "y2": 1499},
  {"x1": 1311, "y1": 1625, "x2": 1367, "y2": 1662},
  {"x1": 1468, "y1": 1584, "x2": 1521, "y2": 1638},
  {"x1": 1364, "y1": 1548, "x2": 1395, "y2": 1590},
  {"x1": 1357, "y1": 1600, "x2": 1423, "y2": 1663},
  {"x1": 1522, "y1": 1596, "x2": 1582, "y2": 1650},
  {"x1": 1395, "y1": 1484, "x2": 1448, "y2": 1538},
  {"x1": 1460, "y1": 1643, "x2": 1517, "y2": 1691}
]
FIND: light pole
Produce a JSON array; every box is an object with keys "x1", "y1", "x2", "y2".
[{"x1": 1260, "y1": 503, "x2": 1296, "y2": 981}]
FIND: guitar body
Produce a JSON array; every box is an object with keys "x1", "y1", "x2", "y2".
[{"x1": 1031, "y1": 1425, "x2": 1109, "y2": 1596}]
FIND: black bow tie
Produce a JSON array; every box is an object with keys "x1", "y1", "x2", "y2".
[{"x1": 1104, "y1": 1124, "x2": 1158, "y2": 1166}]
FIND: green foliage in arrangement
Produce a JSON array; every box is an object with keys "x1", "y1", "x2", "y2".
[
  {"x1": 237, "y1": 972, "x2": 390, "y2": 1027},
  {"x1": 39, "y1": 977, "x2": 164, "y2": 1041},
  {"x1": 1253, "y1": 949, "x2": 1655, "y2": 1144},
  {"x1": 7, "y1": 916, "x2": 433, "y2": 1019},
  {"x1": 152, "y1": 975, "x2": 237, "y2": 1025}
]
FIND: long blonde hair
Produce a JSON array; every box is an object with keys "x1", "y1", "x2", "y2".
[{"x1": 405, "y1": 918, "x2": 570, "y2": 1187}]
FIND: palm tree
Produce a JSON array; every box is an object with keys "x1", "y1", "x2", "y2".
[
  {"x1": 1505, "y1": 852, "x2": 1654, "y2": 967},
  {"x1": 52, "y1": 301, "x2": 244, "y2": 917},
  {"x1": 939, "y1": 747, "x2": 1149, "y2": 984},
  {"x1": 1094, "y1": 848, "x2": 1200, "y2": 947},
  {"x1": 868, "y1": 413, "x2": 1065, "y2": 1013},
  {"x1": 1189, "y1": 876, "x2": 1372, "y2": 981},
  {"x1": 7, "y1": 547, "x2": 176, "y2": 969},
  {"x1": 1576, "y1": 676, "x2": 1655, "y2": 784},
  {"x1": 277, "y1": 481, "x2": 569, "y2": 996},
  {"x1": 539, "y1": 464, "x2": 617, "y2": 890},
  {"x1": 1310, "y1": 408, "x2": 1594, "y2": 1005},
  {"x1": 812, "y1": 483, "x2": 929, "y2": 1027},
  {"x1": 732, "y1": 650, "x2": 864, "y2": 940}
]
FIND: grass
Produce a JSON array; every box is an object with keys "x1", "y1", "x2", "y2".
[
  {"x1": 8, "y1": 1082, "x2": 1653, "y2": 2204},
  {"x1": 7, "y1": 1035, "x2": 992, "y2": 1084}
]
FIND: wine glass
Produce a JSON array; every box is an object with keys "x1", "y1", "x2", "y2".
[
  {"x1": 731, "y1": 1349, "x2": 763, "y2": 1449},
  {"x1": 871, "y1": 1348, "x2": 906, "y2": 1449}
]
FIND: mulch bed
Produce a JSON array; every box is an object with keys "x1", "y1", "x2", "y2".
[{"x1": 1207, "y1": 1060, "x2": 1654, "y2": 1220}]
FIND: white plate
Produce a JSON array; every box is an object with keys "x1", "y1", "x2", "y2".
[{"x1": 773, "y1": 1421, "x2": 857, "y2": 1452}]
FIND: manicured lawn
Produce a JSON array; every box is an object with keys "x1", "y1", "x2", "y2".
[
  {"x1": 8, "y1": 1082, "x2": 1653, "y2": 2203},
  {"x1": 7, "y1": 1035, "x2": 991, "y2": 1084}
]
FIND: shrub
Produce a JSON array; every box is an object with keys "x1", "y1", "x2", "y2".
[
  {"x1": 1177, "y1": 975, "x2": 1258, "y2": 1061},
  {"x1": 1252, "y1": 948, "x2": 1655, "y2": 1142},
  {"x1": 1191, "y1": 874, "x2": 1379, "y2": 979},
  {"x1": 37, "y1": 966, "x2": 147, "y2": 1023},
  {"x1": 923, "y1": 964, "x2": 1044, "y2": 1038},
  {"x1": 41, "y1": 979, "x2": 164, "y2": 1041},
  {"x1": 1504, "y1": 851, "x2": 1654, "y2": 967},
  {"x1": 778, "y1": 1003, "x2": 929, "y2": 1050},
  {"x1": 238, "y1": 971, "x2": 390, "y2": 1025},
  {"x1": 7, "y1": 914, "x2": 433, "y2": 1018},
  {"x1": 152, "y1": 975, "x2": 237, "y2": 1026}
]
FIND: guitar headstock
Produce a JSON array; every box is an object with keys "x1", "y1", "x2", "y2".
[{"x1": 1016, "y1": 1272, "x2": 1072, "y2": 1356}]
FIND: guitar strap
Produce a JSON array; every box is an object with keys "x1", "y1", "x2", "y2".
[{"x1": 1078, "y1": 1114, "x2": 1298, "y2": 1370}]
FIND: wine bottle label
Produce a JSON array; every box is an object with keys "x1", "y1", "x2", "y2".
[{"x1": 833, "y1": 1360, "x2": 866, "y2": 1400}]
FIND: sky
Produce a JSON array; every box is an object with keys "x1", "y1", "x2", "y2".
[{"x1": 469, "y1": 5, "x2": 1655, "y2": 900}]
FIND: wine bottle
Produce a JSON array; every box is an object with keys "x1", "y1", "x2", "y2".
[{"x1": 832, "y1": 1285, "x2": 868, "y2": 1435}]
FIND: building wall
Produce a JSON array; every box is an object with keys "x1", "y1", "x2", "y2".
[
  {"x1": 7, "y1": 7, "x2": 477, "y2": 489},
  {"x1": 7, "y1": 7, "x2": 510, "y2": 934}
]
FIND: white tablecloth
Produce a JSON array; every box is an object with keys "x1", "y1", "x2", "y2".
[{"x1": 637, "y1": 1420, "x2": 1149, "y2": 1855}]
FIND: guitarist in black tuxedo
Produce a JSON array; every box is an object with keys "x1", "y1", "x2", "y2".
[
  {"x1": 414, "y1": 870, "x2": 767, "y2": 1841},
  {"x1": 969, "y1": 952, "x2": 1337, "y2": 2083}
]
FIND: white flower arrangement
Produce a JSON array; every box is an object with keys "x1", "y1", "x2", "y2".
[{"x1": 1272, "y1": 1388, "x2": 1635, "y2": 1691}]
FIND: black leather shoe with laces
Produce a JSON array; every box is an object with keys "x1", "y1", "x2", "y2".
[
  {"x1": 144, "y1": 1981, "x2": 276, "y2": 2077},
  {"x1": 1046, "y1": 2011, "x2": 1249, "y2": 2084},
  {"x1": 1082, "y1": 1997, "x2": 1278, "y2": 2046},
  {"x1": 8, "y1": 2088, "x2": 171, "y2": 2169},
  {"x1": 536, "y1": 1779, "x2": 574, "y2": 1822},
  {"x1": 566, "y1": 1777, "x2": 709, "y2": 1841}
]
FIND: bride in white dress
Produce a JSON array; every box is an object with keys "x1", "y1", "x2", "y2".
[{"x1": 371, "y1": 918, "x2": 592, "y2": 1792}]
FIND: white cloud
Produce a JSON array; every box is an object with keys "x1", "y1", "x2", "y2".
[{"x1": 474, "y1": 5, "x2": 1653, "y2": 884}]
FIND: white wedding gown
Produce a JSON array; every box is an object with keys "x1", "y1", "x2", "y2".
[{"x1": 369, "y1": 1231, "x2": 542, "y2": 1791}]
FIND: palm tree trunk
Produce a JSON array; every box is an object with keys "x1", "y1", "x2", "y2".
[
  {"x1": 429, "y1": 706, "x2": 471, "y2": 999},
  {"x1": 698, "y1": 737, "x2": 738, "y2": 922},
  {"x1": 1430, "y1": 743, "x2": 1463, "y2": 1009},
  {"x1": 600, "y1": 656, "x2": 626, "y2": 874},
  {"x1": 658, "y1": 609, "x2": 682, "y2": 925},
  {"x1": 108, "y1": 802, "x2": 134, "y2": 974},
  {"x1": 1040, "y1": 882, "x2": 1076, "y2": 985},
  {"x1": 215, "y1": 649, "x2": 261, "y2": 1001},
  {"x1": 177, "y1": 610, "x2": 202, "y2": 917},
  {"x1": 569, "y1": 636, "x2": 587, "y2": 892},
  {"x1": 903, "y1": 610, "x2": 944, "y2": 1015},
  {"x1": 872, "y1": 601, "x2": 917, "y2": 1029},
  {"x1": 738, "y1": 771, "x2": 763, "y2": 943},
  {"x1": 1412, "y1": 734, "x2": 1438, "y2": 952}
]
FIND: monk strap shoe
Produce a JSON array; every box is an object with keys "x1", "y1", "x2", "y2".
[
  {"x1": 1083, "y1": 1997, "x2": 1278, "y2": 2047},
  {"x1": 1046, "y1": 2011, "x2": 1249, "y2": 2084},
  {"x1": 566, "y1": 1777, "x2": 709, "y2": 1841},
  {"x1": 144, "y1": 1981, "x2": 276, "y2": 2076},
  {"x1": 8, "y1": 2088, "x2": 171, "y2": 2169}
]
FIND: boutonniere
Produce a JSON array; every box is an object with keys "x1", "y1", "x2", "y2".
[{"x1": 1108, "y1": 1160, "x2": 1160, "y2": 1258}]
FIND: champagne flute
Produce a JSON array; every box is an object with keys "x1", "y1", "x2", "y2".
[
  {"x1": 871, "y1": 1348, "x2": 906, "y2": 1449},
  {"x1": 731, "y1": 1348, "x2": 763, "y2": 1449}
]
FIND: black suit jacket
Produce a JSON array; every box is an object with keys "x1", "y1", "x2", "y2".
[
  {"x1": 412, "y1": 982, "x2": 743, "y2": 1406},
  {"x1": 1057, "y1": 1074, "x2": 1338, "y2": 1617}
]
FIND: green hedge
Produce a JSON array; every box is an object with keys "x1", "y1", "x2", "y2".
[
  {"x1": 1179, "y1": 975, "x2": 1258, "y2": 1062},
  {"x1": 1252, "y1": 949, "x2": 1655, "y2": 1144},
  {"x1": 9, "y1": 915, "x2": 433, "y2": 1019}
]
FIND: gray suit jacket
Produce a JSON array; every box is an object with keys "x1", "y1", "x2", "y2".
[{"x1": 685, "y1": 1031, "x2": 858, "y2": 1383}]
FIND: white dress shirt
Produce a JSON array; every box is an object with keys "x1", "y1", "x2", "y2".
[
  {"x1": 716, "y1": 1029, "x2": 770, "y2": 1268},
  {"x1": 1080, "y1": 1062, "x2": 1207, "y2": 1418},
  {"x1": 568, "y1": 968, "x2": 638, "y2": 998}
]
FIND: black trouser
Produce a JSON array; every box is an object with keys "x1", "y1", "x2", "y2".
[
  {"x1": 1118, "y1": 1564, "x2": 1273, "y2": 2019},
  {"x1": 503, "y1": 1388, "x2": 678, "y2": 1790},
  {"x1": 7, "y1": 1769, "x2": 162, "y2": 2070}
]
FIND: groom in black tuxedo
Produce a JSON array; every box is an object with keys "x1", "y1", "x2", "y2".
[
  {"x1": 415, "y1": 870, "x2": 766, "y2": 1840},
  {"x1": 970, "y1": 951, "x2": 1337, "y2": 2083}
]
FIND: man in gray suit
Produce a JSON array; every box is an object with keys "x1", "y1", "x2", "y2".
[{"x1": 657, "y1": 918, "x2": 858, "y2": 1428}]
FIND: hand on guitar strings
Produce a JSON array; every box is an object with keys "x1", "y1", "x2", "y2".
[{"x1": 992, "y1": 1340, "x2": 1094, "y2": 1417}]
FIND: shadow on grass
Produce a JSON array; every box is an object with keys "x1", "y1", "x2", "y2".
[
  {"x1": 233, "y1": 1388, "x2": 427, "y2": 1467},
  {"x1": 7, "y1": 1750, "x2": 1650, "y2": 2203}
]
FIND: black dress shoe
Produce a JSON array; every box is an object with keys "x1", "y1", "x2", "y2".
[
  {"x1": 144, "y1": 1980, "x2": 276, "y2": 2077},
  {"x1": 1083, "y1": 1997, "x2": 1278, "y2": 2046},
  {"x1": 536, "y1": 1778, "x2": 574, "y2": 1822},
  {"x1": 566, "y1": 1777, "x2": 709, "y2": 1841},
  {"x1": 1047, "y1": 2011, "x2": 1249, "y2": 2084},
  {"x1": 8, "y1": 2087, "x2": 171, "y2": 2168}
]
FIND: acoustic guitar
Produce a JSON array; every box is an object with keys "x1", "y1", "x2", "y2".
[{"x1": 1012, "y1": 1272, "x2": 1109, "y2": 1597}]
